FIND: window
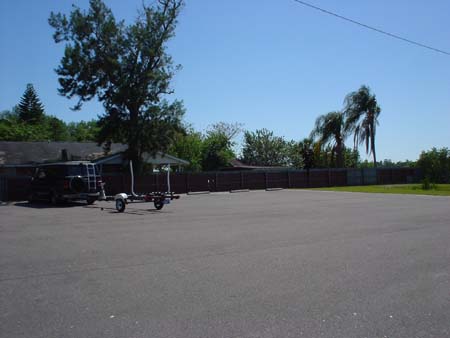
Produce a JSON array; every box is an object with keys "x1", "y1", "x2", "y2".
[
  {"x1": 66, "y1": 165, "x2": 87, "y2": 177},
  {"x1": 37, "y1": 169, "x2": 46, "y2": 179}
]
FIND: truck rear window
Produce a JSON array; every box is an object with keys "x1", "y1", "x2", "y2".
[
  {"x1": 66, "y1": 165, "x2": 87, "y2": 176},
  {"x1": 66, "y1": 165, "x2": 100, "y2": 177}
]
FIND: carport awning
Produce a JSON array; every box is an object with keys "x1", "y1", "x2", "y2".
[
  {"x1": 94, "y1": 152, "x2": 189, "y2": 166},
  {"x1": 141, "y1": 152, "x2": 189, "y2": 166}
]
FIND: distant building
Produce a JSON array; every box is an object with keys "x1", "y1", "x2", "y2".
[{"x1": 0, "y1": 141, "x2": 188, "y2": 176}]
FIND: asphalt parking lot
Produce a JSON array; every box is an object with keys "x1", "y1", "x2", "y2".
[{"x1": 1, "y1": 190, "x2": 450, "y2": 338}]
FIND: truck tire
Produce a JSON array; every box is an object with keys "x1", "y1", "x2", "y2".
[
  {"x1": 28, "y1": 192, "x2": 35, "y2": 204},
  {"x1": 49, "y1": 191, "x2": 58, "y2": 205},
  {"x1": 70, "y1": 176, "x2": 85, "y2": 193}
]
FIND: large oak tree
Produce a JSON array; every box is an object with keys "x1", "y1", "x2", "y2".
[{"x1": 49, "y1": 0, "x2": 185, "y2": 170}]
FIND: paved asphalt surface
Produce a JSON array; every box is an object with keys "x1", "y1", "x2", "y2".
[{"x1": 1, "y1": 190, "x2": 450, "y2": 338}]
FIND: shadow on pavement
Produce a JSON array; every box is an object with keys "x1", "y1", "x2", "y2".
[{"x1": 14, "y1": 201, "x2": 89, "y2": 209}]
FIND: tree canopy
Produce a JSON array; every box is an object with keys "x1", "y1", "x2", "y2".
[
  {"x1": 310, "y1": 111, "x2": 347, "y2": 168},
  {"x1": 169, "y1": 125, "x2": 204, "y2": 172},
  {"x1": 344, "y1": 85, "x2": 381, "y2": 167},
  {"x1": 0, "y1": 105, "x2": 99, "y2": 142},
  {"x1": 417, "y1": 147, "x2": 450, "y2": 183},
  {"x1": 201, "y1": 132, "x2": 235, "y2": 171},
  {"x1": 242, "y1": 129, "x2": 291, "y2": 166},
  {"x1": 49, "y1": 0, "x2": 185, "y2": 169}
]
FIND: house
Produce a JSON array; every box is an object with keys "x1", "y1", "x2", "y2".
[
  {"x1": 0, "y1": 141, "x2": 189, "y2": 176},
  {"x1": 94, "y1": 151, "x2": 190, "y2": 175}
]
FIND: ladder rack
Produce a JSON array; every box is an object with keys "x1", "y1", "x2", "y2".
[{"x1": 85, "y1": 164, "x2": 97, "y2": 191}]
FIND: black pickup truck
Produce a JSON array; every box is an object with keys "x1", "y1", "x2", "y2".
[{"x1": 29, "y1": 161, "x2": 102, "y2": 204}]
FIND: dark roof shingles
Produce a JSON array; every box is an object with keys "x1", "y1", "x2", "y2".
[{"x1": 0, "y1": 141, "x2": 127, "y2": 165}]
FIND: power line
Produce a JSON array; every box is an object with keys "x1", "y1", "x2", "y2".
[{"x1": 292, "y1": 0, "x2": 450, "y2": 57}]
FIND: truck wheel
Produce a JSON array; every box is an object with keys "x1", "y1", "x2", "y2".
[
  {"x1": 154, "y1": 200, "x2": 164, "y2": 210},
  {"x1": 116, "y1": 199, "x2": 126, "y2": 212},
  {"x1": 86, "y1": 197, "x2": 96, "y2": 205},
  {"x1": 70, "y1": 176, "x2": 85, "y2": 193},
  {"x1": 49, "y1": 191, "x2": 58, "y2": 205}
]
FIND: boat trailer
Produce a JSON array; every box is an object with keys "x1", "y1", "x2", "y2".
[{"x1": 98, "y1": 161, "x2": 180, "y2": 212}]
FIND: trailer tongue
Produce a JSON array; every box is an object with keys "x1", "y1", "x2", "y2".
[{"x1": 99, "y1": 161, "x2": 180, "y2": 212}]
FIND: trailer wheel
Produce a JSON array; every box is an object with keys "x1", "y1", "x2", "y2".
[
  {"x1": 116, "y1": 199, "x2": 126, "y2": 212},
  {"x1": 154, "y1": 200, "x2": 164, "y2": 210}
]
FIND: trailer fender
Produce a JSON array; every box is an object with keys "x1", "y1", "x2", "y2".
[{"x1": 114, "y1": 193, "x2": 128, "y2": 202}]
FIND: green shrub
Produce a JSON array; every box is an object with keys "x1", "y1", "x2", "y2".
[
  {"x1": 421, "y1": 177, "x2": 438, "y2": 190},
  {"x1": 421, "y1": 177, "x2": 431, "y2": 190},
  {"x1": 417, "y1": 148, "x2": 450, "y2": 183}
]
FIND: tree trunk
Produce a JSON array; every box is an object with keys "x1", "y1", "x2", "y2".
[
  {"x1": 336, "y1": 140, "x2": 344, "y2": 168},
  {"x1": 127, "y1": 108, "x2": 142, "y2": 174},
  {"x1": 370, "y1": 124, "x2": 377, "y2": 168}
]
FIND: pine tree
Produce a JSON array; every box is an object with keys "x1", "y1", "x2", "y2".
[{"x1": 17, "y1": 84, "x2": 45, "y2": 123}]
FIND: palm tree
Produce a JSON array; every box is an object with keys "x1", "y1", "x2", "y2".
[
  {"x1": 343, "y1": 85, "x2": 381, "y2": 167},
  {"x1": 298, "y1": 138, "x2": 314, "y2": 170},
  {"x1": 310, "y1": 111, "x2": 347, "y2": 168}
]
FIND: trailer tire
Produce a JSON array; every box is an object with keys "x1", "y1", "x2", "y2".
[
  {"x1": 116, "y1": 199, "x2": 126, "y2": 212},
  {"x1": 154, "y1": 200, "x2": 164, "y2": 210}
]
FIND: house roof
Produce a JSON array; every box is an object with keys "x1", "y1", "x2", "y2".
[
  {"x1": 0, "y1": 141, "x2": 188, "y2": 166},
  {"x1": 0, "y1": 141, "x2": 127, "y2": 165}
]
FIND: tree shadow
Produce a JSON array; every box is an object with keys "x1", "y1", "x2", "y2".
[
  {"x1": 14, "y1": 201, "x2": 88, "y2": 209},
  {"x1": 14, "y1": 201, "x2": 174, "y2": 215},
  {"x1": 104, "y1": 208, "x2": 171, "y2": 215}
]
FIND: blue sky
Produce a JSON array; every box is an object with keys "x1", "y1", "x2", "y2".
[{"x1": 1, "y1": 0, "x2": 449, "y2": 161}]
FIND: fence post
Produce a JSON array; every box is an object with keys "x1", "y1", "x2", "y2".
[
  {"x1": 185, "y1": 173, "x2": 189, "y2": 193},
  {"x1": 0, "y1": 177, "x2": 8, "y2": 202},
  {"x1": 215, "y1": 172, "x2": 218, "y2": 191},
  {"x1": 240, "y1": 171, "x2": 244, "y2": 189},
  {"x1": 361, "y1": 168, "x2": 364, "y2": 186},
  {"x1": 328, "y1": 169, "x2": 331, "y2": 187},
  {"x1": 287, "y1": 171, "x2": 291, "y2": 188},
  {"x1": 265, "y1": 171, "x2": 268, "y2": 189}
]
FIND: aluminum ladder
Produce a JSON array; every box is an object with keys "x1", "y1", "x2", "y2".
[{"x1": 85, "y1": 164, "x2": 97, "y2": 191}]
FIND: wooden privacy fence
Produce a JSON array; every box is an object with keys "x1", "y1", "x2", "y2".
[
  {"x1": 0, "y1": 176, "x2": 7, "y2": 201},
  {"x1": 0, "y1": 167, "x2": 420, "y2": 201},
  {"x1": 0, "y1": 176, "x2": 32, "y2": 202},
  {"x1": 101, "y1": 167, "x2": 419, "y2": 196}
]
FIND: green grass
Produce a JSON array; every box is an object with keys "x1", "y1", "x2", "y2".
[{"x1": 311, "y1": 184, "x2": 450, "y2": 196}]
